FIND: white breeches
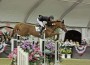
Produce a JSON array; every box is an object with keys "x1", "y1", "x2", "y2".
[{"x1": 37, "y1": 18, "x2": 44, "y2": 27}]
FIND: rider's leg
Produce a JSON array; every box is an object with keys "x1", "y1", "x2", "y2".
[
  {"x1": 40, "y1": 26, "x2": 45, "y2": 34},
  {"x1": 37, "y1": 18, "x2": 44, "y2": 27},
  {"x1": 37, "y1": 18, "x2": 45, "y2": 35}
]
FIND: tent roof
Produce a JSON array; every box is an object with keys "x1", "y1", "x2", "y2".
[{"x1": 0, "y1": 0, "x2": 90, "y2": 27}]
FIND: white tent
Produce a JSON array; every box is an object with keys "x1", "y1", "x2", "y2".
[{"x1": 0, "y1": 0, "x2": 90, "y2": 27}]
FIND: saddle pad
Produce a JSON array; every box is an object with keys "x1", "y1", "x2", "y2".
[{"x1": 35, "y1": 26, "x2": 40, "y2": 32}]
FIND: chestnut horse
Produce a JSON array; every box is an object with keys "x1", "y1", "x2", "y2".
[{"x1": 11, "y1": 20, "x2": 67, "y2": 38}]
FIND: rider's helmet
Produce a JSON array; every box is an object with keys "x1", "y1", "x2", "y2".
[{"x1": 39, "y1": 15, "x2": 42, "y2": 17}]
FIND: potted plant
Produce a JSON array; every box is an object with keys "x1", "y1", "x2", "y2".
[
  {"x1": 61, "y1": 48, "x2": 66, "y2": 58},
  {"x1": 61, "y1": 47, "x2": 72, "y2": 58},
  {"x1": 66, "y1": 48, "x2": 72, "y2": 58}
]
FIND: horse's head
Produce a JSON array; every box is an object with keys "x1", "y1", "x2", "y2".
[{"x1": 52, "y1": 20, "x2": 67, "y2": 32}]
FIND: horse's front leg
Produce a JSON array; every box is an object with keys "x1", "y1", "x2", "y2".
[
  {"x1": 49, "y1": 32, "x2": 59, "y2": 37},
  {"x1": 49, "y1": 32, "x2": 59, "y2": 40}
]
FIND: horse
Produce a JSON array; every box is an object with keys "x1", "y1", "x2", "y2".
[{"x1": 11, "y1": 20, "x2": 67, "y2": 39}]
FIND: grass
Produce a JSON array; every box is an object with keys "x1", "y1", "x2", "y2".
[
  {"x1": 60, "y1": 59, "x2": 90, "y2": 65},
  {"x1": 0, "y1": 58, "x2": 90, "y2": 65},
  {"x1": 0, "y1": 58, "x2": 11, "y2": 65}
]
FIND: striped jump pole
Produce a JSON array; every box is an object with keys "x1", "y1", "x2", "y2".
[
  {"x1": 55, "y1": 40, "x2": 60, "y2": 65},
  {"x1": 39, "y1": 31, "x2": 46, "y2": 65}
]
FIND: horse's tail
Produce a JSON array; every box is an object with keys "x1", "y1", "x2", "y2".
[{"x1": 10, "y1": 23, "x2": 21, "y2": 38}]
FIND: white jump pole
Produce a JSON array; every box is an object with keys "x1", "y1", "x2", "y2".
[
  {"x1": 17, "y1": 46, "x2": 29, "y2": 65},
  {"x1": 40, "y1": 32, "x2": 46, "y2": 65},
  {"x1": 55, "y1": 40, "x2": 59, "y2": 65}
]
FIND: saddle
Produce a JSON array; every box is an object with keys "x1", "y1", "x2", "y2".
[
  {"x1": 35, "y1": 24, "x2": 46, "y2": 32},
  {"x1": 35, "y1": 24, "x2": 41, "y2": 32}
]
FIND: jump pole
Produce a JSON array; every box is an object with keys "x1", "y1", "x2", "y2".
[
  {"x1": 40, "y1": 32, "x2": 46, "y2": 65},
  {"x1": 11, "y1": 34, "x2": 20, "y2": 52},
  {"x1": 55, "y1": 40, "x2": 59, "y2": 65}
]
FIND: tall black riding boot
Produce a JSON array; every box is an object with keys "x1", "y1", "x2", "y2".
[{"x1": 40, "y1": 27, "x2": 44, "y2": 35}]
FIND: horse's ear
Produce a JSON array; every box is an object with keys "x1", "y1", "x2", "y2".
[{"x1": 62, "y1": 20, "x2": 64, "y2": 23}]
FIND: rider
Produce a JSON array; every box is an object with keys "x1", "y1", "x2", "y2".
[{"x1": 37, "y1": 15, "x2": 54, "y2": 35}]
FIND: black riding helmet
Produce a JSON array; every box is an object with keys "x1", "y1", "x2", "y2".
[{"x1": 39, "y1": 15, "x2": 42, "y2": 17}]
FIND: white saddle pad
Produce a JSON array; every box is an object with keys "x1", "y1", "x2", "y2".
[
  {"x1": 35, "y1": 26, "x2": 46, "y2": 32},
  {"x1": 35, "y1": 26, "x2": 40, "y2": 32}
]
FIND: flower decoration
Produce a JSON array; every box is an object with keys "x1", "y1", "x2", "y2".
[
  {"x1": 28, "y1": 42, "x2": 43, "y2": 62},
  {"x1": 8, "y1": 40, "x2": 43, "y2": 65},
  {"x1": 45, "y1": 41, "x2": 55, "y2": 51},
  {"x1": 8, "y1": 48, "x2": 17, "y2": 60},
  {"x1": 45, "y1": 41, "x2": 55, "y2": 63},
  {"x1": 20, "y1": 40, "x2": 32, "y2": 52}
]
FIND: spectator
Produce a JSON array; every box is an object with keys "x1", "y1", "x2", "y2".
[
  {"x1": 75, "y1": 41, "x2": 80, "y2": 46},
  {"x1": 81, "y1": 39, "x2": 87, "y2": 45},
  {"x1": 63, "y1": 39, "x2": 70, "y2": 46}
]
